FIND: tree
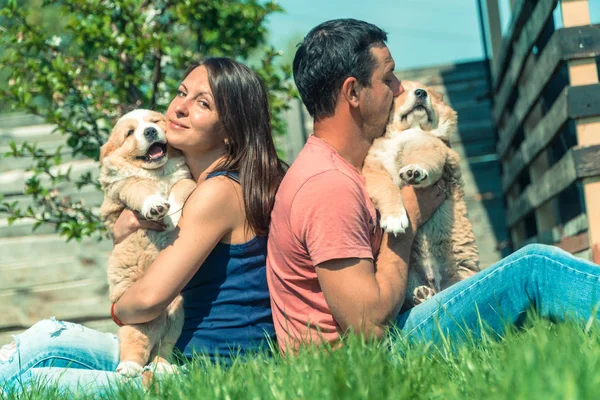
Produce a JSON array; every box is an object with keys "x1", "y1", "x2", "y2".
[{"x1": 0, "y1": 0, "x2": 296, "y2": 240}]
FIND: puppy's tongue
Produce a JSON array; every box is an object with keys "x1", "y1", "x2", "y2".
[{"x1": 147, "y1": 143, "x2": 165, "y2": 160}]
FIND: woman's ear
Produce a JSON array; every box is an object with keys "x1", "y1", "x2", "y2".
[{"x1": 341, "y1": 76, "x2": 360, "y2": 108}]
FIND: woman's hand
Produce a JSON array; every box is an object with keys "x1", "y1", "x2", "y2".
[{"x1": 113, "y1": 209, "x2": 165, "y2": 245}]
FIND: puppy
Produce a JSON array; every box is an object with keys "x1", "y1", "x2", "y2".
[
  {"x1": 363, "y1": 82, "x2": 480, "y2": 307},
  {"x1": 99, "y1": 109, "x2": 196, "y2": 376}
]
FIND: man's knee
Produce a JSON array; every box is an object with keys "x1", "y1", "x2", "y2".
[{"x1": 515, "y1": 243, "x2": 554, "y2": 258}]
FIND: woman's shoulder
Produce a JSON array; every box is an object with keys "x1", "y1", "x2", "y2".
[{"x1": 182, "y1": 174, "x2": 242, "y2": 217}]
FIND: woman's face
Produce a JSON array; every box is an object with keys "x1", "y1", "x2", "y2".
[{"x1": 165, "y1": 66, "x2": 226, "y2": 153}]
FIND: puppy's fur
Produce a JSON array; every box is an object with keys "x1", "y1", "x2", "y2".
[
  {"x1": 99, "y1": 109, "x2": 196, "y2": 376},
  {"x1": 363, "y1": 82, "x2": 480, "y2": 306}
]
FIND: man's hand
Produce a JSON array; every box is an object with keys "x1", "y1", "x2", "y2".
[
  {"x1": 401, "y1": 179, "x2": 446, "y2": 231},
  {"x1": 113, "y1": 209, "x2": 165, "y2": 245}
]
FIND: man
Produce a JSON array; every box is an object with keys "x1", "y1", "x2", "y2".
[
  {"x1": 266, "y1": 19, "x2": 444, "y2": 351},
  {"x1": 267, "y1": 18, "x2": 600, "y2": 353}
]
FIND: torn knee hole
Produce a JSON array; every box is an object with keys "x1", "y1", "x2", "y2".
[{"x1": 0, "y1": 340, "x2": 18, "y2": 363}]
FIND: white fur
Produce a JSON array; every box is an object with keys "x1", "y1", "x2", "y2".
[
  {"x1": 141, "y1": 194, "x2": 170, "y2": 220},
  {"x1": 116, "y1": 361, "x2": 144, "y2": 377},
  {"x1": 380, "y1": 210, "x2": 410, "y2": 235},
  {"x1": 399, "y1": 164, "x2": 430, "y2": 186},
  {"x1": 370, "y1": 129, "x2": 427, "y2": 185},
  {"x1": 146, "y1": 361, "x2": 179, "y2": 375}
]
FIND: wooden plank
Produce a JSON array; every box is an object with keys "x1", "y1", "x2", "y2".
[
  {"x1": 0, "y1": 318, "x2": 117, "y2": 346},
  {"x1": 280, "y1": 98, "x2": 308, "y2": 162},
  {"x1": 574, "y1": 144, "x2": 600, "y2": 178},
  {"x1": 554, "y1": 231, "x2": 590, "y2": 254},
  {"x1": 0, "y1": 279, "x2": 110, "y2": 330},
  {"x1": 0, "y1": 113, "x2": 45, "y2": 129},
  {"x1": 0, "y1": 159, "x2": 100, "y2": 196},
  {"x1": 0, "y1": 253, "x2": 107, "y2": 290},
  {"x1": 485, "y1": 0, "x2": 503, "y2": 76},
  {"x1": 561, "y1": 0, "x2": 592, "y2": 27},
  {"x1": 502, "y1": 84, "x2": 600, "y2": 193},
  {"x1": 0, "y1": 124, "x2": 57, "y2": 145},
  {"x1": 506, "y1": 145, "x2": 600, "y2": 226},
  {"x1": 562, "y1": 0, "x2": 600, "y2": 265},
  {"x1": 507, "y1": 147, "x2": 575, "y2": 227},
  {"x1": 497, "y1": 25, "x2": 600, "y2": 158},
  {"x1": 465, "y1": 196, "x2": 511, "y2": 266},
  {"x1": 460, "y1": 158, "x2": 503, "y2": 200},
  {"x1": 492, "y1": 0, "x2": 559, "y2": 122},
  {"x1": 396, "y1": 60, "x2": 488, "y2": 86},
  {"x1": 574, "y1": 247, "x2": 593, "y2": 261},
  {"x1": 522, "y1": 213, "x2": 588, "y2": 245},
  {"x1": 492, "y1": 0, "x2": 532, "y2": 89},
  {"x1": 0, "y1": 234, "x2": 111, "y2": 265}
]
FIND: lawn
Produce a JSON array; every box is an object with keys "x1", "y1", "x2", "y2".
[{"x1": 6, "y1": 317, "x2": 600, "y2": 399}]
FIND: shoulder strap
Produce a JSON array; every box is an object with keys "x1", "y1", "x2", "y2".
[{"x1": 206, "y1": 170, "x2": 240, "y2": 184}]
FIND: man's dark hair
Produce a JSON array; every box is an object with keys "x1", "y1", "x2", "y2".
[{"x1": 292, "y1": 19, "x2": 388, "y2": 121}]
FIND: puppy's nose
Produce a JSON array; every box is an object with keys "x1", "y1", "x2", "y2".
[
  {"x1": 144, "y1": 127, "x2": 157, "y2": 140},
  {"x1": 415, "y1": 89, "x2": 427, "y2": 99}
]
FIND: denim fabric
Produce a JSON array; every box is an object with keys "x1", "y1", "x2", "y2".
[
  {"x1": 0, "y1": 318, "x2": 139, "y2": 396},
  {"x1": 395, "y1": 244, "x2": 600, "y2": 344}
]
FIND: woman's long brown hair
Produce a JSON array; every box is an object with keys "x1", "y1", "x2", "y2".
[{"x1": 183, "y1": 58, "x2": 287, "y2": 236}]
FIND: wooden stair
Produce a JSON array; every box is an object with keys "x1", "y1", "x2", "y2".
[{"x1": 0, "y1": 114, "x2": 115, "y2": 343}]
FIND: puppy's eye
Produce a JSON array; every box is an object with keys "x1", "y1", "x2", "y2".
[
  {"x1": 126, "y1": 129, "x2": 134, "y2": 137},
  {"x1": 151, "y1": 119, "x2": 161, "y2": 124}
]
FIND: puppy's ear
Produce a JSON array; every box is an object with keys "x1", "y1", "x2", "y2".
[
  {"x1": 341, "y1": 77, "x2": 360, "y2": 108},
  {"x1": 149, "y1": 111, "x2": 167, "y2": 131},
  {"x1": 99, "y1": 139, "x2": 116, "y2": 165},
  {"x1": 434, "y1": 107, "x2": 458, "y2": 141}
]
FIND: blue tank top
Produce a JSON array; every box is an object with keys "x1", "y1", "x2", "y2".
[{"x1": 175, "y1": 171, "x2": 275, "y2": 360}]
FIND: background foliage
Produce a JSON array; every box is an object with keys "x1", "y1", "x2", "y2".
[{"x1": 0, "y1": 0, "x2": 296, "y2": 240}]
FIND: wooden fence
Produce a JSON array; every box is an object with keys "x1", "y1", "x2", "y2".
[{"x1": 485, "y1": 0, "x2": 600, "y2": 262}]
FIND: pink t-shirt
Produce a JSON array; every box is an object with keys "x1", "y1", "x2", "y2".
[{"x1": 266, "y1": 135, "x2": 382, "y2": 352}]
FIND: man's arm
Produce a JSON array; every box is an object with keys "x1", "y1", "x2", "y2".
[
  {"x1": 316, "y1": 231, "x2": 413, "y2": 339},
  {"x1": 314, "y1": 182, "x2": 446, "y2": 339}
]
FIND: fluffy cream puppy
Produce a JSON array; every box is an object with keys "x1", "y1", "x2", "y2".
[
  {"x1": 363, "y1": 82, "x2": 480, "y2": 306},
  {"x1": 99, "y1": 109, "x2": 196, "y2": 376}
]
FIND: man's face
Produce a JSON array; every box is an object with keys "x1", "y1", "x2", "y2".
[{"x1": 360, "y1": 46, "x2": 403, "y2": 140}]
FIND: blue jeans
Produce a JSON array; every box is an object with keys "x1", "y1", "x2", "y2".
[
  {"x1": 0, "y1": 318, "x2": 141, "y2": 396},
  {"x1": 396, "y1": 244, "x2": 600, "y2": 344}
]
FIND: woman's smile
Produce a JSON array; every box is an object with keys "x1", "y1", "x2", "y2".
[{"x1": 169, "y1": 120, "x2": 189, "y2": 130}]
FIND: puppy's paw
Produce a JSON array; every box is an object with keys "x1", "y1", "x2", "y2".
[
  {"x1": 413, "y1": 285, "x2": 436, "y2": 305},
  {"x1": 116, "y1": 361, "x2": 144, "y2": 377},
  {"x1": 380, "y1": 208, "x2": 410, "y2": 235},
  {"x1": 141, "y1": 195, "x2": 170, "y2": 220},
  {"x1": 146, "y1": 361, "x2": 179, "y2": 375},
  {"x1": 399, "y1": 164, "x2": 429, "y2": 186}
]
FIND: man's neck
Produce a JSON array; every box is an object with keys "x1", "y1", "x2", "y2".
[{"x1": 313, "y1": 117, "x2": 371, "y2": 171}]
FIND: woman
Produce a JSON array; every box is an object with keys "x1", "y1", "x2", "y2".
[{"x1": 0, "y1": 58, "x2": 286, "y2": 394}]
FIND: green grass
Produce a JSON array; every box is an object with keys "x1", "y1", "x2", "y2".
[{"x1": 7, "y1": 317, "x2": 600, "y2": 399}]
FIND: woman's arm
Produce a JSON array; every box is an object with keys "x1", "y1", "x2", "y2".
[{"x1": 113, "y1": 177, "x2": 240, "y2": 324}]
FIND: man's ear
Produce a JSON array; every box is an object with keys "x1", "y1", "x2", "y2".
[{"x1": 341, "y1": 77, "x2": 360, "y2": 108}]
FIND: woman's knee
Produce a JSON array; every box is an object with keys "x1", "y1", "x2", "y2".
[{"x1": 27, "y1": 318, "x2": 80, "y2": 337}]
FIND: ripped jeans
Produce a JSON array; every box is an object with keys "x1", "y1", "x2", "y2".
[{"x1": 0, "y1": 318, "x2": 139, "y2": 395}]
